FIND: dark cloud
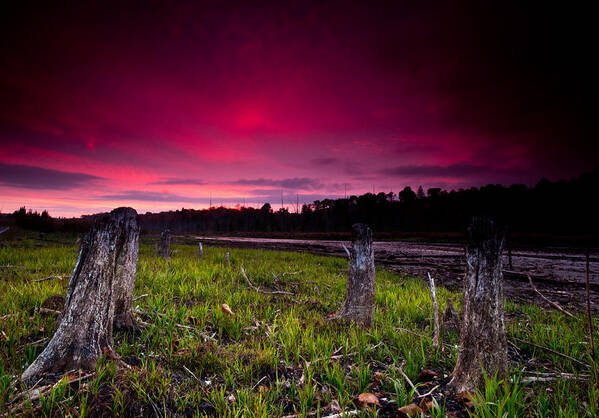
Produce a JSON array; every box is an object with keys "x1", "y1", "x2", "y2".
[
  {"x1": 232, "y1": 178, "x2": 324, "y2": 190},
  {"x1": 149, "y1": 178, "x2": 205, "y2": 185},
  {"x1": 0, "y1": 162, "x2": 102, "y2": 190},
  {"x1": 99, "y1": 191, "x2": 204, "y2": 203},
  {"x1": 380, "y1": 164, "x2": 535, "y2": 185}
]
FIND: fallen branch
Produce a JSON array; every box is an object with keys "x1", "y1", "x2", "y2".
[
  {"x1": 37, "y1": 307, "x2": 62, "y2": 316},
  {"x1": 6, "y1": 371, "x2": 95, "y2": 416},
  {"x1": 133, "y1": 293, "x2": 149, "y2": 302},
  {"x1": 512, "y1": 337, "x2": 590, "y2": 368},
  {"x1": 528, "y1": 275, "x2": 577, "y2": 319},
  {"x1": 520, "y1": 372, "x2": 590, "y2": 383},
  {"x1": 241, "y1": 266, "x2": 294, "y2": 296}
]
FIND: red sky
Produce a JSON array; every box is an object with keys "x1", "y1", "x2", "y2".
[{"x1": 1, "y1": 1, "x2": 596, "y2": 216}]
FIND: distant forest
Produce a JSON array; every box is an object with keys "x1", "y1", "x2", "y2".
[{"x1": 3, "y1": 167, "x2": 598, "y2": 243}]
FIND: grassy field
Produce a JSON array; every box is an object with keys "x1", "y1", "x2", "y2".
[{"x1": 0, "y1": 241, "x2": 597, "y2": 416}]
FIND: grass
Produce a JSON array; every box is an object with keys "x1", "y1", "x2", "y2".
[{"x1": 0, "y1": 241, "x2": 597, "y2": 416}]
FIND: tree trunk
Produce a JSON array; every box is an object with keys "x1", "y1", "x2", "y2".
[
  {"x1": 22, "y1": 207, "x2": 139, "y2": 385},
  {"x1": 331, "y1": 223, "x2": 375, "y2": 327},
  {"x1": 450, "y1": 217, "x2": 508, "y2": 393},
  {"x1": 157, "y1": 229, "x2": 170, "y2": 258},
  {"x1": 112, "y1": 211, "x2": 140, "y2": 330}
]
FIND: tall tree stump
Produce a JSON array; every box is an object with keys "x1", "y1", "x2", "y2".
[
  {"x1": 112, "y1": 211, "x2": 140, "y2": 330},
  {"x1": 22, "y1": 207, "x2": 139, "y2": 385},
  {"x1": 330, "y1": 223, "x2": 375, "y2": 327},
  {"x1": 157, "y1": 229, "x2": 170, "y2": 258},
  {"x1": 450, "y1": 217, "x2": 508, "y2": 393},
  {"x1": 198, "y1": 242, "x2": 203, "y2": 258}
]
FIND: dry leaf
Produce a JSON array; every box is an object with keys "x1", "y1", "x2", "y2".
[
  {"x1": 357, "y1": 392, "x2": 380, "y2": 407},
  {"x1": 398, "y1": 403, "x2": 422, "y2": 417},
  {"x1": 221, "y1": 303, "x2": 234, "y2": 316},
  {"x1": 418, "y1": 368, "x2": 439, "y2": 381}
]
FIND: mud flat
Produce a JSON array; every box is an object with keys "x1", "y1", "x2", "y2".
[{"x1": 193, "y1": 235, "x2": 599, "y2": 312}]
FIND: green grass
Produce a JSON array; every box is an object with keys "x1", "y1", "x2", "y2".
[{"x1": 0, "y1": 242, "x2": 597, "y2": 416}]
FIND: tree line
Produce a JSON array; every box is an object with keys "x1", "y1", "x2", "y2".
[{"x1": 3, "y1": 166, "x2": 598, "y2": 243}]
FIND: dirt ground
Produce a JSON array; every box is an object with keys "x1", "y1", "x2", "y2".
[{"x1": 192, "y1": 236, "x2": 599, "y2": 312}]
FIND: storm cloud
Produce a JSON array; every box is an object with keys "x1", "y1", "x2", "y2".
[{"x1": 0, "y1": 163, "x2": 102, "y2": 190}]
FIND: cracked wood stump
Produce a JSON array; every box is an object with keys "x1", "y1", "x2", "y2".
[
  {"x1": 22, "y1": 207, "x2": 139, "y2": 385},
  {"x1": 157, "y1": 229, "x2": 170, "y2": 258},
  {"x1": 330, "y1": 223, "x2": 375, "y2": 327},
  {"x1": 450, "y1": 217, "x2": 508, "y2": 393},
  {"x1": 112, "y1": 210, "x2": 140, "y2": 330}
]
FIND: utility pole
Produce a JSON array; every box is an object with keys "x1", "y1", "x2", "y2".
[
  {"x1": 296, "y1": 193, "x2": 299, "y2": 214},
  {"x1": 209, "y1": 193, "x2": 212, "y2": 208},
  {"x1": 281, "y1": 190, "x2": 284, "y2": 211}
]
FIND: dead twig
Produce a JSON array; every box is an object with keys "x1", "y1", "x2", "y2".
[
  {"x1": 241, "y1": 266, "x2": 294, "y2": 296},
  {"x1": 133, "y1": 293, "x2": 149, "y2": 302},
  {"x1": 0, "y1": 313, "x2": 18, "y2": 321},
  {"x1": 519, "y1": 372, "x2": 590, "y2": 383},
  {"x1": 37, "y1": 307, "x2": 62, "y2": 316},
  {"x1": 528, "y1": 275, "x2": 577, "y2": 319},
  {"x1": 322, "y1": 411, "x2": 359, "y2": 418},
  {"x1": 395, "y1": 327, "x2": 453, "y2": 350},
  {"x1": 398, "y1": 364, "x2": 421, "y2": 397},
  {"x1": 512, "y1": 337, "x2": 590, "y2": 368},
  {"x1": 34, "y1": 275, "x2": 67, "y2": 283},
  {"x1": 341, "y1": 244, "x2": 351, "y2": 258},
  {"x1": 418, "y1": 384, "x2": 440, "y2": 398},
  {"x1": 586, "y1": 248, "x2": 599, "y2": 388},
  {"x1": 427, "y1": 272, "x2": 440, "y2": 349},
  {"x1": 134, "y1": 308, "x2": 216, "y2": 340}
]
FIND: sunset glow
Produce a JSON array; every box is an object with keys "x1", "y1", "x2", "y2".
[{"x1": 1, "y1": 2, "x2": 596, "y2": 216}]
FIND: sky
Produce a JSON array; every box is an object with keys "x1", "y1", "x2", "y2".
[{"x1": 1, "y1": 1, "x2": 597, "y2": 217}]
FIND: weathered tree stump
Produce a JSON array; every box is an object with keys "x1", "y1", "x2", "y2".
[
  {"x1": 330, "y1": 223, "x2": 375, "y2": 327},
  {"x1": 157, "y1": 229, "x2": 170, "y2": 258},
  {"x1": 450, "y1": 217, "x2": 508, "y2": 393},
  {"x1": 198, "y1": 242, "x2": 203, "y2": 258},
  {"x1": 112, "y1": 211, "x2": 140, "y2": 330},
  {"x1": 21, "y1": 207, "x2": 139, "y2": 385}
]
